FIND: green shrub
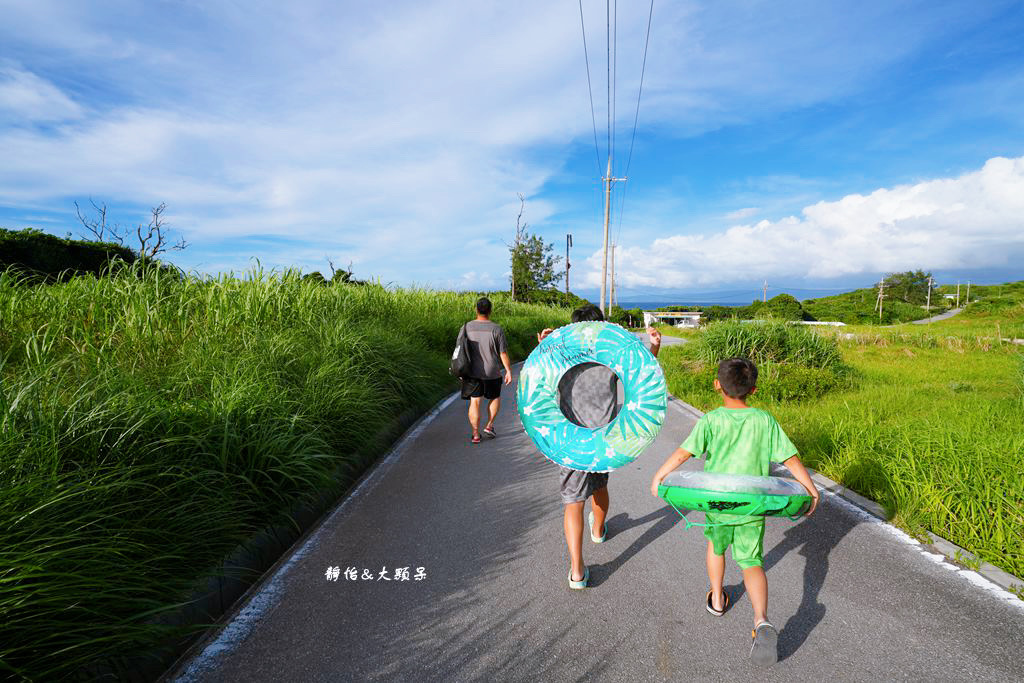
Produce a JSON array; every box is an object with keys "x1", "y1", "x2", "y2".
[
  {"x1": 754, "y1": 363, "x2": 848, "y2": 401},
  {"x1": 0, "y1": 227, "x2": 138, "y2": 282},
  {"x1": 697, "y1": 320, "x2": 842, "y2": 370}
]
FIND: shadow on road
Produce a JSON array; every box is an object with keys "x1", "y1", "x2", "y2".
[
  {"x1": 587, "y1": 506, "x2": 686, "y2": 587},
  {"x1": 722, "y1": 498, "x2": 859, "y2": 661}
]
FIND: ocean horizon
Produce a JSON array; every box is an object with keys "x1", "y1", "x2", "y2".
[{"x1": 613, "y1": 301, "x2": 750, "y2": 310}]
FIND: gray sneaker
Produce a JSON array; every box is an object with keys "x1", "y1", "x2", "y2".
[{"x1": 750, "y1": 621, "x2": 778, "y2": 667}]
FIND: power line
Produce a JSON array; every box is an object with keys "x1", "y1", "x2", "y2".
[
  {"x1": 624, "y1": 0, "x2": 654, "y2": 180},
  {"x1": 610, "y1": 0, "x2": 651, "y2": 248},
  {"x1": 577, "y1": 0, "x2": 603, "y2": 176},
  {"x1": 606, "y1": 0, "x2": 611, "y2": 163},
  {"x1": 612, "y1": 0, "x2": 618, "y2": 175}
]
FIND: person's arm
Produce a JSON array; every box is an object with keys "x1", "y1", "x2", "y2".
[
  {"x1": 646, "y1": 326, "x2": 662, "y2": 358},
  {"x1": 537, "y1": 328, "x2": 554, "y2": 343},
  {"x1": 781, "y1": 454, "x2": 820, "y2": 516},
  {"x1": 500, "y1": 351, "x2": 512, "y2": 385},
  {"x1": 650, "y1": 447, "x2": 693, "y2": 496}
]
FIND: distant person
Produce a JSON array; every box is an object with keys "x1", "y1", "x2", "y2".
[
  {"x1": 649, "y1": 357, "x2": 819, "y2": 666},
  {"x1": 463, "y1": 297, "x2": 512, "y2": 444},
  {"x1": 536, "y1": 304, "x2": 661, "y2": 589}
]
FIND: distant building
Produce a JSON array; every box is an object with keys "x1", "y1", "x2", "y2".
[{"x1": 643, "y1": 311, "x2": 702, "y2": 329}]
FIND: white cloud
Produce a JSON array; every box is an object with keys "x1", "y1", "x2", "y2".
[
  {"x1": 0, "y1": 1, "x2": 1016, "y2": 284},
  {"x1": 0, "y1": 64, "x2": 82, "y2": 122},
  {"x1": 724, "y1": 207, "x2": 760, "y2": 220},
  {"x1": 589, "y1": 157, "x2": 1024, "y2": 289}
]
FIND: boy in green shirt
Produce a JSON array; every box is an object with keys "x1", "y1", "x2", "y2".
[{"x1": 650, "y1": 357, "x2": 819, "y2": 666}]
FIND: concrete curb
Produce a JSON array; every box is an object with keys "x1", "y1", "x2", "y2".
[{"x1": 667, "y1": 393, "x2": 1024, "y2": 598}]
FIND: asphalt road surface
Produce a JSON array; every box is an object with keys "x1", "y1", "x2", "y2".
[
  {"x1": 637, "y1": 332, "x2": 688, "y2": 347},
  {"x1": 169, "y1": 366, "x2": 1024, "y2": 682},
  {"x1": 911, "y1": 308, "x2": 963, "y2": 324}
]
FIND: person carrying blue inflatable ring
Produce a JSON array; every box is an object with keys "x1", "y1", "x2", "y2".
[{"x1": 534, "y1": 304, "x2": 662, "y2": 590}]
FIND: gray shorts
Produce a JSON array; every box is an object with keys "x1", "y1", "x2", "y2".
[{"x1": 559, "y1": 465, "x2": 609, "y2": 504}]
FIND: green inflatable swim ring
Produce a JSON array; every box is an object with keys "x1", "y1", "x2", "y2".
[
  {"x1": 517, "y1": 321, "x2": 667, "y2": 472},
  {"x1": 658, "y1": 471, "x2": 812, "y2": 528}
]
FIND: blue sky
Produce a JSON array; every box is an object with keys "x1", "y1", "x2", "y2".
[{"x1": 1, "y1": 0, "x2": 1022, "y2": 301}]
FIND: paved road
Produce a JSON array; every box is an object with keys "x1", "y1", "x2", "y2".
[
  {"x1": 637, "y1": 332, "x2": 688, "y2": 347},
  {"x1": 911, "y1": 308, "x2": 963, "y2": 324},
  {"x1": 168, "y1": 367, "x2": 1024, "y2": 682}
]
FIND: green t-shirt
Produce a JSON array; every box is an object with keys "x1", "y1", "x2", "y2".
[{"x1": 680, "y1": 407, "x2": 798, "y2": 476}]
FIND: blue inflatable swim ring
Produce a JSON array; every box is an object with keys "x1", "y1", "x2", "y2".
[{"x1": 517, "y1": 321, "x2": 667, "y2": 472}]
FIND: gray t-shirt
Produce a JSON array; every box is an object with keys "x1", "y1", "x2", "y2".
[
  {"x1": 465, "y1": 319, "x2": 508, "y2": 380},
  {"x1": 558, "y1": 362, "x2": 620, "y2": 429}
]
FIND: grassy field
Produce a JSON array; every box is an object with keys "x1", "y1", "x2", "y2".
[
  {"x1": 658, "y1": 310, "x2": 1024, "y2": 583},
  {"x1": 0, "y1": 265, "x2": 569, "y2": 680}
]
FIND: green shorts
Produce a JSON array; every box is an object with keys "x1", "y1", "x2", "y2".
[{"x1": 703, "y1": 514, "x2": 765, "y2": 569}]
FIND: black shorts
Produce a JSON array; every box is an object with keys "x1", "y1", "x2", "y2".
[{"x1": 461, "y1": 376, "x2": 502, "y2": 400}]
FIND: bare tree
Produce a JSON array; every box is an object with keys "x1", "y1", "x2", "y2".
[
  {"x1": 506, "y1": 193, "x2": 529, "y2": 301},
  {"x1": 136, "y1": 203, "x2": 187, "y2": 259},
  {"x1": 75, "y1": 199, "x2": 121, "y2": 244},
  {"x1": 75, "y1": 199, "x2": 186, "y2": 260}
]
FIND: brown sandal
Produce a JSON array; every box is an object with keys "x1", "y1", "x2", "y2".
[{"x1": 706, "y1": 590, "x2": 730, "y2": 616}]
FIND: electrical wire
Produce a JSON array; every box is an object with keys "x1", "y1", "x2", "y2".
[
  {"x1": 612, "y1": 0, "x2": 618, "y2": 175},
  {"x1": 578, "y1": 0, "x2": 603, "y2": 177},
  {"x1": 606, "y1": 0, "x2": 611, "y2": 168},
  {"x1": 613, "y1": 0, "x2": 655, "y2": 249}
]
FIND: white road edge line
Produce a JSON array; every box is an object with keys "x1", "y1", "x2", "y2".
[{"x1": 171, "y1": 390, "x2": 461, "y2": 682}]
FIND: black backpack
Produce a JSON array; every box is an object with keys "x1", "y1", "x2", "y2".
[{"x1": 449, "y1": 323, "x2": 471, "y2": 378}]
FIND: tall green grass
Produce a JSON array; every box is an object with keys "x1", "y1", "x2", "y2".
[
  {"x1": 0, "y1": 265, "x2": 568, "y2": 680},
  {"x1": 695, "y1": 320, "x2": 842, "y2": 369},
  {"x1": 661, "y1": 321, "x2": 848, "y2": 406}
]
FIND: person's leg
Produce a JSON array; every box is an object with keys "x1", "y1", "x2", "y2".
[
  {"x1": 590, "y1": 484, "x2": 609, "y2": 538},
  {"x1": 485, "y1": 397, "x2": 500, "y2": 430},
  {"x1": 564, "y1": 501, "x2": 585, "y2": 581},
  {"x1": 467, "y1": 396, "x2": 481, "y2": 437},
  {"x1": 707, "y1": 540, "x2": 727, "y2": 611},
  {"x1": 734, "y1": 520, "x2": 768, "y2": 625},
  {"x1": 742, "y1": 565, "x2": 768, "y2": 625}
]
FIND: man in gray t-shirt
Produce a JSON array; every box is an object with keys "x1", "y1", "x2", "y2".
[
  {"x1": 535, "y1": 304, "x2": 661, "y2": 588},
  {"x1": 462, "y1": 297, "x2": 512, "y2": 444}
]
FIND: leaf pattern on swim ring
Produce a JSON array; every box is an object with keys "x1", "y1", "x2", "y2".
[{"x1": 518, "y1": 321, "x2": 666, "y2": 472}]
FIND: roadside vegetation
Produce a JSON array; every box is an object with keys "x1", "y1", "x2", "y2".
[
  {"x1": 0, "y1": 264, "x2": 569, "y2": 680},
  {"x1": 658, "y1": 285, "x2": 1024, "y2": 580}
]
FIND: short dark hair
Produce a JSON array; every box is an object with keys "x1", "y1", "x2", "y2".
[
  {"x1": 717, "y1": 357, "x2": 757, "y2": 399},
  {"x1": 476, "y1": 297, "x2": 492, "y2": 316},
  {"x1": 571, "y1": 304, "x2": 604, "y2": 323}
]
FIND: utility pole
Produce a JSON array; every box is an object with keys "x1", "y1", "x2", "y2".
[
  {"x1": 876, "y1": 277, "x2": 885, "y2": 322},
  {"x1": 956, "y1": 280, "x2": 961, "y2": 308},
  {"x1": 565, "y1": 234, "x2": 572, "y2": 307},
  {"x1": 926, "y1": 276, "x2": 932, "y2": 318},
  {"x1": 966, "y1": 281, "x2": 971, "y2": 305},
  {"x1": 599, "y1": 156, "x2": 626, "y2": 316},
  {"x1": 763, "y1": 280, "x2": 769, "y2": 302}
]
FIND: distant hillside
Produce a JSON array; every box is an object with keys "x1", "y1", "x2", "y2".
[
  {"x1": 940, "y1": 280, "x2": 1024, "y2": 317},
  {"x1": 801, "y1": 286, "x2": 943, "y2": 324}
]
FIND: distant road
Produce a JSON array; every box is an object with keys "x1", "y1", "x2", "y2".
[
  {"x1": 637, "y1": 332, "x2": 688, "y2": 346},
  {"x1": 912, "y1": 307, "x2": 963, "y2": 324}
]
